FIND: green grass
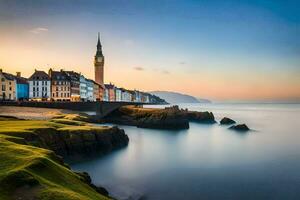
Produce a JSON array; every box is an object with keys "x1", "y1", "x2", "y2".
[{"x1": 0, "y1": 117, "x2": 111, "y2": 200}]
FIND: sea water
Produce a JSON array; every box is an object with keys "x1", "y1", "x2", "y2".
[{"x1": 69, "y1": 103, "x2": 300, "y2": 199}]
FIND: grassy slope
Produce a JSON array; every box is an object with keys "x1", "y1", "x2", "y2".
[{"x1": 0, "y1": 118, "x2": 110, "y2": 200}]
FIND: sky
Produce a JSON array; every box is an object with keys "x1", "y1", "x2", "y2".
[{"x1": 0, "y1": 0, "x2": 299, "y2": 102}]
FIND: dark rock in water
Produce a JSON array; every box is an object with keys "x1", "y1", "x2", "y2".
[
  {"x1": 184, "y1": 111, "x2": 216, "y2": 124},
  {"x1": 137, "y1": 115, "x2": 189, "y2": 130},
  {"x1": 229, "y1": 124, "x2": 250, "y2": 131},
  {"x1": 105, "y1": 106, "x2": 190, "y2": 130},
  {"x1": 220, "y1": 117, "x2": 236, "y2": 125}
]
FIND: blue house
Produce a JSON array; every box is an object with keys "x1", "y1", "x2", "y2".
[{"x1": 15, "y1": 72, "x2": 29, "y2": 100}]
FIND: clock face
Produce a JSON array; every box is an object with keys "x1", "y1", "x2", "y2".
[{"x1": 97, "y1": 57, "x2": 103, "y2": 62}]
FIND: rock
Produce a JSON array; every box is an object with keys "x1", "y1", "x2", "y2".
[
  {"x1": 229, "y1": 124, "x2": 250, "y2": 131},
  {"x1": 184, "y1": 111, "x2": 216, "y2": 124},
  {"x1": 220, "y1": 117, "x2": 236, "y2": 125}
]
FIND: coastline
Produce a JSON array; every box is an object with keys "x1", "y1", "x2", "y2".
[{"x1": 0, "y1": 114, "x2": 128, "y2": 200}]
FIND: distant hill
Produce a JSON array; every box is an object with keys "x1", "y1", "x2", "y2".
[{"x1": 149, "y1": 91, "x2": 211, "y2": 104}]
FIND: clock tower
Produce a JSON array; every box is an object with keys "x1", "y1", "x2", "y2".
[{"x1": 94, "y1": 32, "x2": 104, "y2": 86}]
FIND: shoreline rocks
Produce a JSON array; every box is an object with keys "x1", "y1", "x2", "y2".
[
  {"x1": 229, "y1": 124, "x2": 250, "y2": 132},
  {"x1": 104, "y1": 105, "x2": 215, "y2": 130},
  {"x1": 220, "y1": 117, "x2": 236, "y2": 125}
]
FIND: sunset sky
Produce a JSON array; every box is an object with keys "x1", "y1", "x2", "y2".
[{"x1": 0, "y1": 0, "x2": 299, "y2": 101}]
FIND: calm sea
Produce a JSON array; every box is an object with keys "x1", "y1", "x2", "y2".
[{"x1": 8, "y1": 103, "x2": 300, "y2": 200}]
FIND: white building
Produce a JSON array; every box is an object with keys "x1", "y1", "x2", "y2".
[
  {"x1": 115, "y1": 87, "x2": 122, "y2": 102},
  {"x1": 134, "y1": 90, "x2": 141, "y2": 102},
  {"x1": 80, "y1": 75, "x2": 87, "y2": 101},
  {"x1": 28, "y1": 70, "x2": 51, "y2": 101},
  {"x1": 121, "y1": 89, "x2": 132, "y2": 102},
  {"x1": 86, "y1": 79, "x2": 94, "y2": 102},
  {"x1": 103, "y1": 88, "x2": 109, "y2": 101}
]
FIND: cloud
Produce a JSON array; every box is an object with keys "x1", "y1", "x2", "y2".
[
  {"x1": 29, "y1": 27, "x2": 48, "y2": 34},
  {"x1": 162, "y1": 70, "x2": 170, "y2": 74},
  {"x1": 133, "y1": 66, "x2": 144, "y2": 71},
  {"x1": 179, "y1": 61, "x2": 186, "y2": 65}
]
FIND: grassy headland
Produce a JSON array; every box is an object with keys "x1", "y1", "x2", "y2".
[{"x1": 0, "y1": 115, "x2": 128, "y2": 200}]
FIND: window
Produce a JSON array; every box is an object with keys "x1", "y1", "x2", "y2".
[
  {"x1": 1, "y1": 85, "x2": 5, "y2": 91},
  {"x1": 53, "y1": 93, "x2": 55, "y2": 97},
  {"x1": 9, "y1": 82, "x2": 11, "y2": 85},
  {"x1": 9, "y1": 87, "x2": 11, "y2": 91},
  {"x1": 56, "y1": 92, "x2": 58, "y2": 97},
  {"x1": 33, "y1": 81, "x2": 35, "y2": 85},
  {"x1": 37, "y1": 87, "x2": 39, "y2": 92},
  {"x1": 33, "y1": 87, "x2": 35, "y2": 92},
  {"x1": 33, "y1": 92, "x2": 35, "y2": 97},
  {"x1": 61, "y1": 93, "x2": 63, "y2": 97},
  {"x1": 37, "y1": 82, "x2": 39, "y2": 86}
]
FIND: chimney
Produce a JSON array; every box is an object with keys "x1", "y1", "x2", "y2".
[{"x1": 16, "y1": 72, "x2": 21, "y2": 77}]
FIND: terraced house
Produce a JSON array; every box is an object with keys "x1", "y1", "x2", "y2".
[
  {"x1": 15, "y1": 72, "x2": 29, "y2": 100},
  {"x1": 28, "y1": 70, "x2": 51, "y2": 101},
  {"x1": 0, "y1": 69, "x2": 16, "y2": 100},
  {"x1": 64, "y1": 71, "x2": 80, "y2": 102},
  {"x1": 49, "y1": 69, "x2": 71, "y2": 101}
]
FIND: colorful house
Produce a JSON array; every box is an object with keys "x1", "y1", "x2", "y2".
[
  {"x1": 28, "y1": 70, "x2": 51, "y2": 101},
  {"x1": 48, "y1": 69, "x2": 71, "y2": 101},
  {"x1": 64, "y1": 71, "x2": 80, "y2": 102},
  {"x1": 86, "y1": 79, "x2": 94, "y2": 102},
  {"x1": 0, "y1": 69, "x2": 16, "y2": 101},
  {"x1": 15, "y1": 72, "x2": 29, "y2": 100}
]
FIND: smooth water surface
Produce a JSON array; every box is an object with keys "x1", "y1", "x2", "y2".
[{"x1": 70, "y1": 103, "x2": 300, "y2": 200}]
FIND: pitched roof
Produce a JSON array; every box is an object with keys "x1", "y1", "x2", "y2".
[
  {"x1": 14, "y1": 76, "x2": 28, "y2": 84},
  {"x1": 64, "y1": 71, "x2": 80, "y2": 81},
  {"x1": 104, "y1": 83, "x2": 115, "y2": 89},
  {"x1": 49, "y1": 70, "x2": 70, "y2": 81},
  {"x1": 2, "y1": 72, "x2": 15, "y2": 81},
  {"x1": 29, "y1": 70, "x2": 50, "y2": 81}
]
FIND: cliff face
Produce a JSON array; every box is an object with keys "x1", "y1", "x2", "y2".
[
  {"x1": 6, "y1": 126, "x2": 129, "y2": 159},
  {"x1": 0, "y1": 117, "x2": 129, "y2": 200}
]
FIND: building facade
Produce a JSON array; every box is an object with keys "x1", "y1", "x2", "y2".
[
  {"x1": 86, "y1": 79, "x2": 94, "y2": 102},
  {"x1": 49, "y1": 69, "x2": 71, "y2": 101},
  {"x1": 65, "y1": 71, "x2": 80, "y2": 102},
  {"x1": 15, "y1": 72, "x2": 29, "y2": 100},
  {"x1": 121, "y1": 89, "x2": 132, "y2": 102},
  {"x1": 0, "y1": 69, "x2": 16, "y2": 101},
  {"x1": 115, "y1": 87, "x2": 122, "y2": 102},
  {"x1": 80, "y1": 75, "x2": 87, "y2": 101},
  {"x1": 105, "y1": 83, "x2": 115, "y2": 102},
  {"x1": 28, "y1": 70, "x2": 51, "y2": 101}
]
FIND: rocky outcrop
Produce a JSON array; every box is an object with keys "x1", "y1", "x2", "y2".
[
  {"x1": 229, "y1": 124, "x2": 250, "y2": 132},
  {"x1": 104, "y1": 105, "x2": 215, "y2": 129},
  {"x1": 5, "y1": 126, "x2": 129, "y2": 159},
  {"x1": 105, "y1": 106, "x2": 190, "y2": 130},
  {"x1": 220, "y1": 117, "x2": 236, "y2": 125},
  {"x1": 183, "y1": 111, "x2": 215, "y2": 124}
]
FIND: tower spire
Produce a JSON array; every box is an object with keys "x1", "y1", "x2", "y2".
[{"x1": 96, "y1": 32, "x2": 103, "y2": 56}]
